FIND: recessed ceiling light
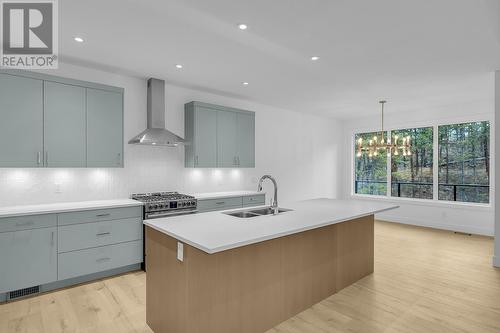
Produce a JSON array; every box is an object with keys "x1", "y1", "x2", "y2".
[
  {"x1": 242, "y1": 82, "x2": 249, "y2": 86},
  {"x1": 238, "y1": 24, "x2": 248, "y2": 30},
  {"x1": 74, "y1": 37, "x2": 84, "y2": 43},
  {"x1": 311, "y1": 56, "x2": 319, "y2": 61},
  {"x1": 175, "y1": 64, "x2": 183, "y2": 69}
]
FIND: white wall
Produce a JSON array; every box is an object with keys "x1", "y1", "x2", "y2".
[
  {"x1": 0, "y1": 63, "x2": 342, "y2": 206},
  {"x1": 341, "y1": 72, "x2": 495, "y2": 236},
  {"x1": 495, "y1": 70, "x2": 500, "y2": 267}
]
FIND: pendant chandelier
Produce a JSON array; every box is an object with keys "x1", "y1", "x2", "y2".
[{"x1": 356, "y1": 101, "x2": 411, "y2": 158}]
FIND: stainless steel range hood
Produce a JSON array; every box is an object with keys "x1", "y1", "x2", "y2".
[{"x1": 128, "y1": 78, "x2": 186, "y2": 146}]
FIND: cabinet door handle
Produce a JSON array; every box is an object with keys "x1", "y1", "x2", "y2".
[
  {"x1": 195, "y1": 155, "x2": 199, "y2": 166},
  {"x1": 51, "y1": 231, "x2": 55, "y2": 246},
  {"x1": 117, "y1": 153, "x2": 121, "y2": 165},
  {"x1": 237, "y1": 156, "x2": 240, "y2": 166},
  {"x1": 96, "y1": 257, "x2": 111, "y2": 263},
  {"x1": 216, "y1": 201, "x2": 225, "y2": 205},
  {"x1": 16, "y1": 221, "x2": 35, "y2": 227},
  {"x1": 96, "y1": 232, "x2": 111, "y2": 237},
  {"x1": 96, "y1": 213, "x2": 111, "y2": 217},
  {"x1": 45, "y1": 151, "x2": 48, "y2": 165},
  {"x1": 37, "y1": 152, "x2": 41, "y2": 165}
]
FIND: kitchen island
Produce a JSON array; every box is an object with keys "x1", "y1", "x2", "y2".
[{"x1": 144, "y1": 199, "x2": 398, "y2": 333}]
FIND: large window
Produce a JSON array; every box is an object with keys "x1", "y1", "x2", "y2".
[
  {"x1": 354, "y1": 132, "x2": 387, "y2": 196},
  {"x1": 353, "y1": 121, "x2": 490, "y2": 204},
  {"x1": 391, "y1": 127, "x2": 433, "y2": 199},
  {"x1": 438, "y1": 122, "x2": 490, "y2": 203}
]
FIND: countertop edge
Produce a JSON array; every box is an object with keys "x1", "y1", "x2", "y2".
[
  {"x1": 144, "y1": 205, "x2": 398, "y2": 254},
  {"x1": 0, "y1": 200, "x2": 144, "y2": 218}
]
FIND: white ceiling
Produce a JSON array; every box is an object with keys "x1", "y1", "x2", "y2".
[{"x1": 60, "y1": 0, "x2": 500, "y2": 119}]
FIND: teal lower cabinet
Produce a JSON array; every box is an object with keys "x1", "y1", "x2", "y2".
[
  {"x1": 242, "y1": 194, "x2": 266, "y2": 207},
  {"x1": 58, "y1": 240, "x2": 142, "y2": 281},
  {"x1": 197, "y1": 193, "x2": 266, "y2": 213},
  {"x1": 58, "y1": 217, "x2": 142, "y2": 253},
  {"x1": 197, "y1": 196, "x2": 243, "y2": 212},
  {"x1": 0, "y1": 206, "x2": 143, "y2": 302},
  {"x1": 0, "y1": 225, "x2": 57, "y2": 294}
]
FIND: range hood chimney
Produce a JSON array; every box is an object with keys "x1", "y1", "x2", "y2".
[{"x1": 128, "y1": 78, "x2": 186, "y2": 146}]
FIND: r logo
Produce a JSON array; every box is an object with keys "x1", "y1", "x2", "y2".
[{"x1": 2, "y1": 2, "x2": 53, "y2": 54}]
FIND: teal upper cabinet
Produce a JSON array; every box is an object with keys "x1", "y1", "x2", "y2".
[
  {"x1": 87, "y1": 88, "x2": 124, "y2": 167},
  {"x1": 0, "y1": 70, "x2": 124, "y2": 168},
  {"x1": 236, "y1": 112, "x2": 255, "y2": 168},
  {"x1": 185, "y1": 103, "x2": 218, "y2": 167},
  {"x1": 185, "y1": 102, "x2": 255, "y2": 168},
  {"x1": 44, "y1": 81, "x2": 86, "y2": 167},
  {"x1": 0, "y1": 74, "x2": 43, "y2": 167},
  {"x1": 217, "y1": 110, "x2": 239, "y2": 167}
]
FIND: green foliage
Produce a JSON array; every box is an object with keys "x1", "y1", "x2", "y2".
[
  {"x1": 354, "y1": 121, "x2": 490, "y2": 203},
  {"x1": 391, "y1": 127, "x2": 433, "y2": 199},
  {"x1": 354, "y1": 132, "x2": 387, "y2": 196},
  {"x1": 438, "y1": 121, "x2": 490, "y2": 203}
]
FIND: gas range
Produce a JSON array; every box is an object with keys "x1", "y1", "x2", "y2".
[{"x1": 131, "y1": 192, "x2": 197, "y2": 219}]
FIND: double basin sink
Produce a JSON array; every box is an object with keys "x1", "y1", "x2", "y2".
[{"x1": 224, "y1": 207, "x2": 292, "y2": 218}]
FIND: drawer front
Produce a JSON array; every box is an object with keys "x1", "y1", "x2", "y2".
[
  {"x1": 58, "y1": 206, "x2": 142, "y2": 226},
  {"x1": 197, "y1": 196, "x2": 243, "y2": 212},
  {"x1": 58, "y1": 240, "x2": 142, "y2": 281},
  {"x1": 0, "y1": 214, "x2": 57, "y2": 233},
  {"x1": 242, "y1": 194, "x2": 266, "y2": 207},
  {"x1": 58, "y1": 217, "x2": 142, "y2": 253}
]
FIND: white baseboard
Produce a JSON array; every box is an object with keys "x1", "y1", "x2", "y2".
[
  {"x1": 494, "y1": 256, "x2": 500, "y2": 268},
  {"x1": 378, "y1": 214, "x2": 493, "y2": 236}
]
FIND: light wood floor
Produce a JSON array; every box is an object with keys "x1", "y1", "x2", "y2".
[{"x1": 1, "y1": 221, "x2": 499, "y2": 333}]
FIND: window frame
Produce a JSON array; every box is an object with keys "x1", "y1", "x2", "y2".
[{"x1": 351, "y1": 117, "x2": 493, "y2": 208}]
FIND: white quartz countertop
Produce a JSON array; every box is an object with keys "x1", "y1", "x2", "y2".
[
  {"x1": 144, "y1": 198, "x2": 398, "y2": 254},
  {"x1": 0, "y1": 199, "x2": 143, "y2": 218},
  {"x1": 191, "y1": 191, "x2": 264, "y2": 200}
]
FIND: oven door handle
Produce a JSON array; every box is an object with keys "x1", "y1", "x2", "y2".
[{"x1": 145, "y1": 210, "x2": 198, "y2": 219}]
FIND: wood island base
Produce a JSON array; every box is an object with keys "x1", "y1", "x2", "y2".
[{"x1": 146, "y1": 215, "x2": 374, "y2": 333}]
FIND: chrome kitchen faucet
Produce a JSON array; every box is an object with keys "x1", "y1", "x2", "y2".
[{"x1": 257, "y1": 175, "x2": 279, "y2": 215}]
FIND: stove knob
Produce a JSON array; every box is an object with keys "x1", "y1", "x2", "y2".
[{"x1": 191, "y1": 201, "x2": 196, "y2": 206}]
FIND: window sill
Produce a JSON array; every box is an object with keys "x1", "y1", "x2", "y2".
[{"x1": 350, "y1": 193, "x2": 492, "y2": 210}]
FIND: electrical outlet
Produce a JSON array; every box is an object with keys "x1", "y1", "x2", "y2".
[
  {"x1": 55, "y1": 183, "x2": 62, "y2": 193},
  {"x1": 177, "y1": 242, "x2": 184, "y2": 262}
]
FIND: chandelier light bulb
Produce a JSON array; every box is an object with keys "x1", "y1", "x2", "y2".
[{"x1": 356, "y1": 101, "x2": 411, "y2": 158}]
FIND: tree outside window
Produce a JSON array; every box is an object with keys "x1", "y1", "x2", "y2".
[
  {"x1": 354, "y1": 132, "x2": 387, "y2": 196},
  {"x1": 438, "y1": 121, "x2": 490, "y2": 203},
  {"x1": 391, "y1": 127, "x2": 433, "y2": 199}
]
